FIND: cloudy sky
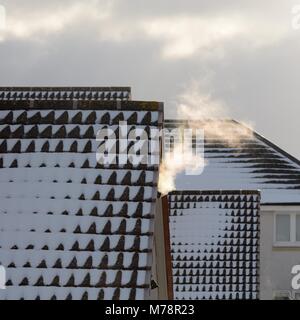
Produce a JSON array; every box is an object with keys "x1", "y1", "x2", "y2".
[{"x1": 0, "y1": 0, "x2": 300, "y2": 158}]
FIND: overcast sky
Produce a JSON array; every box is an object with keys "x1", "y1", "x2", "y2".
[{"x1": 0, "y1": 0, "x2": 299, "y2": 158}]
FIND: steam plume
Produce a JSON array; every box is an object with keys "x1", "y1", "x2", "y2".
[{"x1": 158, "y1": 81, "x2": 254, "y2": 195}]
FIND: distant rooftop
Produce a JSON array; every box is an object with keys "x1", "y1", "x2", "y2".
[{"x1": 164, "y1": 119, "x2": 300, "y2": 205}]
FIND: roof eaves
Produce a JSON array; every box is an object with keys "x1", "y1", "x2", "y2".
[{"x1": 261, "y1": 202, "x2": 300, "y2": 206}]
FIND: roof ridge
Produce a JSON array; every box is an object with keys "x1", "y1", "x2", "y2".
[
  {"x1": 0, "y1": 87, "x2": 132, "y2": 102},
  {"x1": 231, "y1": 119, "x2": 300, "y2": 168},
  {"x1": 0, "y1": 86, "x2": 131, "y2": 91}
]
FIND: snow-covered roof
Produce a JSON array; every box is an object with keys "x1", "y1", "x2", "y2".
[
  {"x1": 0, "y1": 87, "x2": 131, "y2": 101},
  {"x1": 164, "y1": 120, "x2": 300, "y2": 205},
  {"x1": 0, "y1": 99, "x2": 163, "y2": 300},
  {"x1": 168, "y1": 190, "x2": 260, "y2": 300}
]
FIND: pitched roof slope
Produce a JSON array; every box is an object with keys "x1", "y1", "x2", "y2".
[
  {"x1": 168, "y1": 190, "x2": 260, "y2": 300},
  {"x1": 164, "y1": 120, "x2": 300, "y2": 205},
  {"x1": 0, "y1": 98, "x2": 163, "y2": 300}
]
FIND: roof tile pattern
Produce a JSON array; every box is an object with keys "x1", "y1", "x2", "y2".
[
  {"x1": 0, "y1": 100, "x2": 162, "y2": 300},
  {"x1": 164, "y1": 120, "x2": 300, "y2": 204},
  {"x1": 169, "y1": 191, "x2": 260, "y2": 300}
]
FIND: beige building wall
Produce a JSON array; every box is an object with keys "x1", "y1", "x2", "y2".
[{"x1": 260, "y1": 206, "x2": 300, "y2": 300}]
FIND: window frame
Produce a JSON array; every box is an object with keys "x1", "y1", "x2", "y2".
[{"x1": 274, "y1": 212, "x2": 300, "y2": 247}]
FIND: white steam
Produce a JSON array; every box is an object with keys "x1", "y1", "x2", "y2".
[{"x1": 158, "y1": 81, "x2": 254, "y2": 195}]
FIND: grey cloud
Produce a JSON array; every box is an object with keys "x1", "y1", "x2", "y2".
[{"x1": 0, "y1": 0, "x2": 299, "y2": 158}]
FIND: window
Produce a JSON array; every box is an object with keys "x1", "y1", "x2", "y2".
[
  {"x1": 276, "y1": 215, "x2": 290, "y2": 242},
  {"x1": 274, "y1": 213, "x2": 300, "y2": 246},
  {"x1": 297, "y1": 215, "x2": 300, "y2": 242}
]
